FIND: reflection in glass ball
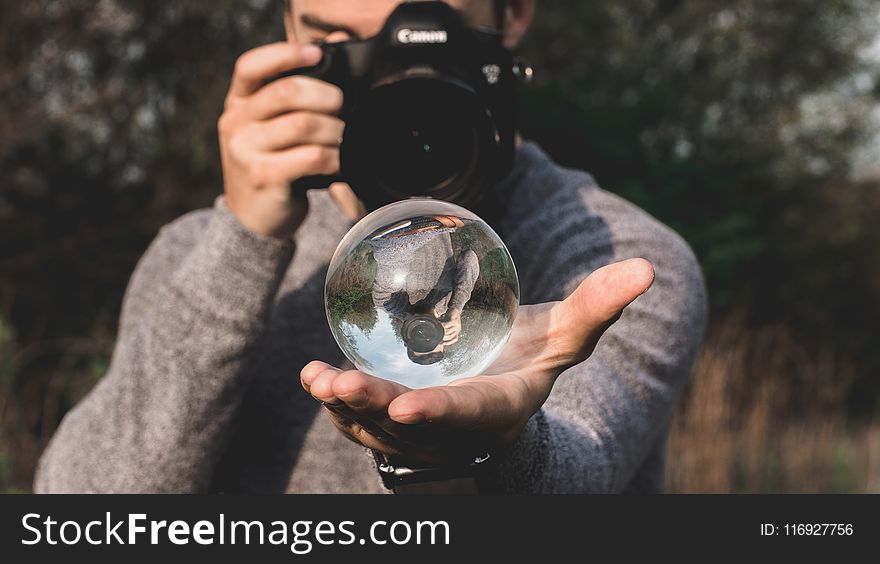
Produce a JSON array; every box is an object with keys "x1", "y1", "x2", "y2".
[{"x1": 325, "y1": 199, "x2": 520, "y2": 389}]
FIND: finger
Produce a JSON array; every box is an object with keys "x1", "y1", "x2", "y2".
[
  {"x1": 246, "y1": 76, "x2": 344, "y2": 121},
  {"x1": 442, "y1": 324, "x2": 460, "y2": 340},
  {"x1": 549, "y1": 258, "x2": 655, "y2": 364},
  {"x1": 323, "y1": 402, "x2": 398, "y2": 441},
  {"x1": 388, "y1": 377, "x2": 525, "y2": 430},
  {"x1": 328, "y1": 182, "x2": 367, "y2": 220},
  {"x1": 324, "y1": 406, "x2": 460, "y2": 464},
  {"x1": 308, "y1": 366, "x2": 355, "y2": 404},
  {"x1": 434, "y1": 216, "x2": 455, "y2": 228},
  {"x1": 433, "y1": 215, "x2": 464, "y2": 228},
  {"x1": 301, "y1": 361, "x2": 342, "y2": 395},
  {"x1": 328, "y1": 371, "x2": 447, "y2": 445},
  {"x1": 323, "y1": 407, "x2": 410, "y2": 454},
  {"x1": 330, "y1": 370, "x2": 410, "y2": 414},
  {"x1": 228, "y1": 42, "x2": 323, "y2": 100},
  {"x1": 244, "y1": 112, "x2": 345, "y2": 152},
  {"x1": 325, "y1": 396, "x2": 431, "y2": 449},
  {"x1": 242, "y1": 145, "x2": 339, "y2": 186}
]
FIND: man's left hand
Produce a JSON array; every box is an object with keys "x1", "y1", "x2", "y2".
[
  {"x1": 300, "y1": 258, "x2": 655, "y2": 466},
  {"x1": 440, "y1": 308, "x2": 463, "y2": 346}
]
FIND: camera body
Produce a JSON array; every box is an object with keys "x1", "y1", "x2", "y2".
[{"x1": 285, "y1": 1, "x2": 520, "y2": 212}]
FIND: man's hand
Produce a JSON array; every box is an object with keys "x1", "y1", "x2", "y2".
[
  {"x1": 219, "y1": 42, "x2": 346, "y2": 239},
  {"x1": 441, "y1": 308, "x2": 462, "y2": 346},
  {"x1": 300, "y1": 258, "x2": 656, "y2": 466}
]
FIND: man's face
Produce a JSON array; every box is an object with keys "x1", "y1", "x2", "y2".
[
  {"x1": 287, "y1": 0, "x2": 496, "y2": 44},
  {"x1": 409, "y1": 344, "x2": 446, "y2": 365}
]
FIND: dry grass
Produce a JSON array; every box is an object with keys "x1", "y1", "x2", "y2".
[{"x1": 667, "y1": 319, "x2": 880, "y2": 493}]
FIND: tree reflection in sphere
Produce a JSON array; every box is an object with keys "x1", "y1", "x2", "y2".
[{"x1": 325, "y1": 200, "x2": 520, "y2": 389}]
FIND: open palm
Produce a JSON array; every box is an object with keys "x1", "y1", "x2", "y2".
[{"x1": 301, "y1": 258, "x2": 655, "y2": 466}]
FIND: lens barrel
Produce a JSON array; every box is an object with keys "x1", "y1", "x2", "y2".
[
  {"x1": 401, "y1": 314, "x2": 446, "y2": 353},
  {"x1": 341, "y1": 71, "x2": 498, "y2": 211}
]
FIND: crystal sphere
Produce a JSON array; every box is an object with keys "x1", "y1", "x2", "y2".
[{"x1": 325, "y1": 199, "x2": 520, "y2": 389}]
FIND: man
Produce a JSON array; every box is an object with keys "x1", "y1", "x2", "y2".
[
  {"x1": 35, "y1": 0, "x2": 708, "y2": 493},
  {"x1": 368, "y1": 215, "x2": 479, "y2": 365}
]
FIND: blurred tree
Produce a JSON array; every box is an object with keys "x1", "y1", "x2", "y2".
[
  {"x1": 520, "y1": 0, "x2": 879, "y2": 307},
  {"x1": 517, "y1": 0, "x2": 880, "y2": 405}
]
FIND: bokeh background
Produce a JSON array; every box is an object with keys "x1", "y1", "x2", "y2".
[{"x1": 2, "y1": 0, "x2": 879, "y2": 492}]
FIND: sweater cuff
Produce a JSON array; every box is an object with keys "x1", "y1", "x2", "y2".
[
  {"x1": 165, "y1": 195, "x2": 296, "y2": 328},
  {"x1": 489, "y1": 410, "x2": 551, "y2": 493}
]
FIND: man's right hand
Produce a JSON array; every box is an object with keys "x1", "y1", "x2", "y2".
[{"x1": 219, "y1": 42, "x2": 345, "y2": 240}]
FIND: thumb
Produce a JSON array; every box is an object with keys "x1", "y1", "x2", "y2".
[
  {"x1": 548, "y1": 258, "x2": 655, "y2": 365},
  {"x1": 328, "y1": 182, "x2": 367, "y2": 221}
]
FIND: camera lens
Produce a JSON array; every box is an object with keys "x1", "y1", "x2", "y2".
[
  {"x1": 342, "y1": 74, "x2": 496, "y2": 209},
  {"x1": 401, "y1": 314, "x2": 445, "y2": 353},
  {"x1": 373, "y1": 82, "x2": 477, "y2": 194}
]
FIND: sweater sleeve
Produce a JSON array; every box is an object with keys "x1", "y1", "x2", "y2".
[
  {"x1": 447, "y1": 249, "x2": 480, "y2": 312},
  {"x1": 34, "y1": 195, "x2": 296, "y2": 493},
  {"x1": 488, "y1": 187, "x2": 709, "y2": 493}
]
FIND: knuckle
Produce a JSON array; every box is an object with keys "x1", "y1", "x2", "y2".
[
  {"x1": 286, "y1": 113, "x2": 309, "y2": 140},
  {"x1": 245, "y1": 156, "x2": 273, "y2": 185},
  {"x1": 217, "y1": 112, "x2": 239, "y2": 137},
  {"x1": 329, "y1": 86, "x2": 345, "y2": 112},
  {"x1": 233, "y1": 52, "x2": 254, "y2": 80},
  {"x1": 226, "y1": 133, "x2": 248, "y2": 161},
  {"x1": 222, "y1": 94, "x2": 236, "y2": 112},
  {"x1": 275, "y1": 78, "x2": 300, "y2": 102},
  {"x1": 308, "y1": 145, "x2": 336, "y2": 170}
]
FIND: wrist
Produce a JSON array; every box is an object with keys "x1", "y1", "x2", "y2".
[
  {"x1": 372, "y1": 449, "x2": 499, "y2": 494},
  {"x1": 224, "y1": 192, "x2": 309, "y2": 241},
  {"x1": 163, "y1": 195, "x2": 297, "y2": 328}
]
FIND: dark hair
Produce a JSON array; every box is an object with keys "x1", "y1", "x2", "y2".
[{"x1": 407, "y1": 347, "x2": 445, "y2": 366}]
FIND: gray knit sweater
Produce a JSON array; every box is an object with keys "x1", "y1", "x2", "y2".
[
  {"x1": 370, "y1": 226, "x2": 480, "y2": 321},
  {"x1": 34, "y1": 140, "x2": 708, "y2": 494}
]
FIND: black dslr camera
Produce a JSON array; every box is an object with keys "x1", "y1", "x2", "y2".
[{"x1": 284, "y1": 0, "x2": 525, "y2": 212}]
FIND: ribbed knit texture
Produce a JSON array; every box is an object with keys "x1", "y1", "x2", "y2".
[{"x1": 35, "y1": 140, "x2": 708, "y2": 493}]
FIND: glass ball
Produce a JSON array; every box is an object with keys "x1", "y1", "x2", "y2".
[{"x1": 325, "y1": 199, "x2": 520, "y2": 389}]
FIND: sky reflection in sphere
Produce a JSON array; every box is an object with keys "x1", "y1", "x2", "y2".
[{"x1": 325, "y1": 199, "x2": 519, "y2": 389}]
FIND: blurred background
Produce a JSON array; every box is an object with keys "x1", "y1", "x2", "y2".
[{"x1": 2, "y1": 0, "x2": 879, "y2": 493}]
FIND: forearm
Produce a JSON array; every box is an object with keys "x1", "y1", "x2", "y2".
[
  {"x1": 35, "y1": 196, "x2": 295, "y2": 493},
  {"x1": 491, "y1": 240, "x2": 708, "y2": 493},
  {"x1": 491, "y1": 361, "x2": 671, "y2": 493},
  {"x1": 491, "y1": 336, "x2": 692, "y2": 493}
]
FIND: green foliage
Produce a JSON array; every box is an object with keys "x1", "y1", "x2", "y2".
[
  {"x1": 326, "y1": 241, "x2": 379, "y2": 335},
  {"x1": 521, "y1": 0, "x2": 880, "y2": 311},
  {"x1": 0, "y1": 317, "x2": 16, "y2": 385}
]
